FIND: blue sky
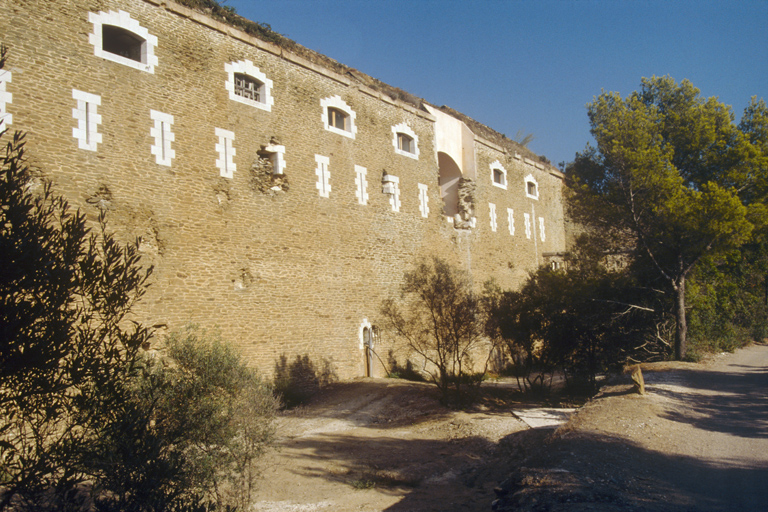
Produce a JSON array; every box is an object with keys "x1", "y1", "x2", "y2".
[{"x1": 227, "y1": 0, "x2": 768, "y2": 169}]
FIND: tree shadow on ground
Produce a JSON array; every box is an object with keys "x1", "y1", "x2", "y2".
[{"x1": 646, "y1": 366, "x2": 768, "y2": 439}]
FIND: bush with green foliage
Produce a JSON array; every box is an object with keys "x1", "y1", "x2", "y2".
[
  {"x1": 88, "y1": 326, "x2": 278, "y2": 512},
  {"x1": 381, "y1": 257, "x2": 495, "y2": 406},
  {"x1": 273, "y1": 354, "x2": 336, "y2": 409}
]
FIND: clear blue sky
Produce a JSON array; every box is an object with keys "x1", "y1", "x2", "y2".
[{"x1": 227, "y1": 0, "x2": 768, "y2": 168}]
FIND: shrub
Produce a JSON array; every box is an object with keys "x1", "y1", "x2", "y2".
[{"x1": 273, "y1": 354, "x2": 336, "y2": 408}]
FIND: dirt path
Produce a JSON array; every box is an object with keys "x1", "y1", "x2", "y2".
[
  {"x1": 251, "y1": 379, "x2": 568, "y2": 512},
  {"x1": 494, "y1": 342, "x2": 768, "y2": 511}
]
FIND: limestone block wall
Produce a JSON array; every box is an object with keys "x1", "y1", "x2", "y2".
[{"x1": 0, "y1": 0, "x2": 567, "y2": 379}]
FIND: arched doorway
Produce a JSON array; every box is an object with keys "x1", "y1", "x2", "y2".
[{"x1": 438, "y1": 151, "x2": 462, "y2": 217}]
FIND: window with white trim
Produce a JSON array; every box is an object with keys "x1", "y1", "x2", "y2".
[
  {"x1": 315, "y1": 155, "x2": 331, "y2": 198},
  {"x1": 382, "y1": 174, "x2": 400, "y2": 212},
  {"x1": 418, "y1": 183, "x2": 429, "y2": 218},
  {"x1": 259, "y1": 142, "x2": 285, "y2": 175},
  {"x1": 89, "y1": 10, "x2": 157, "y2": 73},
  {"x1": 525, "y1": 174, "x2": 539, "y2": 200},
  {"x1": 507, "y1": 208, "x2": 515, "y2": 236},
  {"x1": 320, "y1": 96, "x2": 356, "y2": 139},
  {"x1": 524, "y1": 212, "x2": 532, "y2": 239},
  {"x1": 490, "y1": 160, "x2": 507, "y2": 189},
  {"x1": 0, "y1": 68, "x2": 11, "y2": 127},
  {"x1": 489, "y1": 203, "x2": 497, "y2": 232},
  {"x1": 355, "y1": 165, "x2": 369, "y2": 205},
  {"x1": 215, "y1": 128, "x2": 236, "y2": 179},
  {"x1": 225, "y1": 60, "x2": 274, "y2": 111},
  {"x1": 72, "y1": 89, "x2": 102, "y2": 152},
  {"x1": 539, "y1": 217, "x2": 546, "y2": 242},
  {"x1": 150, "y1": 110, "x2": 174, "y2": 167},
  {"x1": 392, "y1": 123, "x2": 419, "y2": 159}
]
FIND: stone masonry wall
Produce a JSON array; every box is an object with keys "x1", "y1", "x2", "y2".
[{"x1": 0, "y1": 0, "x2": 567, "y2": 379}]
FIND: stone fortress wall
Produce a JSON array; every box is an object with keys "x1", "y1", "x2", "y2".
[{"x1": 0, "y1": 0, "x2": 567, "y2": 379}]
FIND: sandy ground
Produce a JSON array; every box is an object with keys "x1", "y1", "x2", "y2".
[{"x1": 251, "y1": 343, "x2": 768, "y2": 511}]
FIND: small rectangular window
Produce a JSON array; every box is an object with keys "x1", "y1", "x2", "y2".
[
  {"x1": 315, "y1": 155, "x2": 331, "y2": 198},
  {"x1": 234, "y1": 73, "x2": 262, "y2": 102},
  {"x1": 397, "y1": 133, "x2": 413, "y2": 154},
  {"x1": 72, "y1": 89, "x2": 102, "y2": 152},
  {"x1": 328, "y1": 108, "x2": 348, "y2": 131},
  {"x1": 418, "y1": 183, "x2": 429, "y2": 218},
  {"x1": 102, "y1": 24, "x2": 145, "y2": 63},
  {"x1": 355, "y1": 165, "x2": 368, "y2": 205},
  {"x1": 215, "y1": 128, "x2": 236, "y2": 179},
  {"x1": 150, "y1": 110, "x2": 175, "y2": 167},
  {"x1": 489, "y1": 203, "x2": 497, "y2": 232}
]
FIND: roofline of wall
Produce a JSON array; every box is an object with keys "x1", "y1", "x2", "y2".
[{"x1": 143, "y1": 0, "x2": 435, "y2": 123}]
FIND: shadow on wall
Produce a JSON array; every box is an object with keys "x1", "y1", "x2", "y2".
[{"x1": 273, "y1": 354, "x2": 337, "y2": 408}]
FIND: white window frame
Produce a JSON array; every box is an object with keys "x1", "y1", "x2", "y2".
[
  {"x1": 215, "y1": 128, "x2": 236, "y2": 179},
  {"x1": 525, "y1": 173, "x2": 539, "y2": 200},
  {"x1": 0, "y1": 68, "x2": 11, "y2": 127},
  {"x1": 72, "y1": 89, "x2": 102, "y2": 152},
  {"x1": 507, "y1": 208, "x2": 515, "y2": 236},
  {"x1": 225, "y1": 60, "x2": 274, "y2": 112},
  {"x1": 524, "y1": 212, "x2": 532, "y2": 239},
  {"x1": 88, "y1": 10, "x2": 157, "y2": 73},
  {"x1": 418, "y1": 183, "x2": 429, "y2": 218},
  {"x1": 489, "y1": 203, "x2": 497, "y2": 232},
  {"x1": 392, "y1": 123, "x2": 419, "y2": 159},
  {"x1": 539, "y1": 217, "x2": 546, "y2": 242},
  {"x1": 490, "y1": 160, "x2": 507, "y2": 189},
  {"x1": 315, "y1": 154, "x2": 331, "y2": 198},
  {"x1": 355, "y1": 165, "x2": 369, "y2": 205},
  {"x1": 260, "y1": 143, "x2": 286, "y2": 175},
  {"x1": 320, "y1": 96, "x2": 356, "y2": 139},
  {"x1": 150, "y1": 110, "x2": 175, "y2": 167},
  {"x1": 382, "y1": 174, "x2": 401, "y2": 212}
]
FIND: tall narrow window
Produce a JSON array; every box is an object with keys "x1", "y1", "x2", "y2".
[
  {"x1": 321, "y1": 96, "x2": 356, "y2": 139},
  {"x1": 355, "y1": 165, "x2": 369, "y2": 205},
  {"x1": 382, "y1": 174, "x2": 400, "y2": 212},
  {"x1": 0, "y1": 68, "x2": 12, "y2": 127},
  {"x1": 489, "y1": 203, "x2": 497, "y2": 232},
  {"x1": 89, "y1": 10, "x2": 157, "y2": 73},
  {"x1": 539, "y1": 217, "x2": 546, "y2": 242},
  {"x1": 225, "y1": 60, "x2": 273, "y2": 111},
  {"x1": 315, "y1": 155, "x2": 331, "y2": 198},
  {"x1": 150, "y1": 110, "x2": 174, "y2": 167},
  {"x1": 418, "y1": 183, "x2": 429, "y2": 218},
  {"x1": 72, "y1": 89, "x2": 102, "y2": 152},
  {"x1": 215, "y1": 128, "x2": 236, "y2": 179},
  {"x1": 507, "y1": 208, "x2": 515, "y2": 236},
  {"x1": 392, "y1": 123, "x2": 419, "y2": 159},
  {"x1": 524, "y1": 213, "x2": 532, "y2": 239}
]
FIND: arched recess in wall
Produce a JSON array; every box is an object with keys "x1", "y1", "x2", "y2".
[{"x1": 438, "y1": 152, "x2": 462, "y2": 217}]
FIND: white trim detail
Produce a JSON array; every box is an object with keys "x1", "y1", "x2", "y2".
[
  {"x1": 0, "y1": 69, "x2": 11, "y2": 127},
  {"x1": 88, "y1": 10, "x2": 157, "y2": 73},
  {"x1": 355, "y1": 165, "x2": 369, "y2": 205},
  {"x1": 490, "y1": 160, "x2": 507, "y2": 189},
  {"x1": 149, "y1": 110, "x2": 175, "y2": 167},
  {"x1": 382, "y1": 174, "x2": 400, "y2": 212},
  {"x1": 392, "y1": 122, "x2": 419, "y2": 159},
  {"x1": 72, "y1": 89, "x2": 102, "y2": 152},
  {"x1": 524, "y1": 212, "x2": 532, "y2": 239},
  {"x1": 215, "y1": 128, "x2": 236, "y2": 179},
  {"x1": 320, "y1": 95, "x2": 357, "y2": 139},
  {"x1": 418, "y1": 183, "x2": 429, "y2": 218},
  {"x1": 539, "y1": 217, "x2": 546, "y2": 242},
  {"x1": 507, "y1": 208, "x2": 515, "y2": 236},
  {"x1": 358, "y1": 318, "x2": 373, "y2": 350},
  {"x1": 489, "y1": 202, "x2": 497, "y2": 232},
  {"x1": 315, "y1": 154, "x2": 331, "y2": 198},
  {"x1": 224, "y1": 60, "x2": 274, "y2": 112},
  {"x1": 525, "y1": 173, "x2": 539, "y2": 200}
]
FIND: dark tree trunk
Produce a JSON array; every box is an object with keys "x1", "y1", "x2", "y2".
[{"x1": 674, "y1": 275, "x2": 687, "y2": 360}]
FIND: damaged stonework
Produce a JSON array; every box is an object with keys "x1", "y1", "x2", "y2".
[
  {"x1": 86, "y1": 184, "x2": 113, "y2": 211},
  {"x1": 233, "y1": 267, "x2": 254, "y2": 291},
  {"x1": 250, "y1": 137, "x2": 289, "y2": 196},
  {"x1": 454, "y1": 178, "x2": 475, "y2": 229},
  {"x1": 212, "y1": 179, "x2": 231, "y2": 209}
]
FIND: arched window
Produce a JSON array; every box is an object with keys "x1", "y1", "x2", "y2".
[
  {"x1": 490, "y1": 160, "x2": 507, "y2": 189},
  {"x1": 524, "y1": 173, "x2": 539, "y2": 200},
  {"x1": 225, "y1": 60, "x2": 273, "y2": 111},
  {"x1": 89, "y1": 10, "x2": 157, "y2": 73},
  {"x1": 321, "y1": 96, "x2": 356, "y2": 139},
  {"x1": 392, "y1": 123, "x2": 419, "y2": 159}
]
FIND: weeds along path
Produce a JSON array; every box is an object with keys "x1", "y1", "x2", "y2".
[{"x1": 252, "y1": 379, "x2": 552, "y2": 512}]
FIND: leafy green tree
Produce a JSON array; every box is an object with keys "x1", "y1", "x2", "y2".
[
  {"x1": 381, "y1": 257, "x2": 494, "y2": 405},
  {"x1": 570, "y1": 77, "x2": 767, "y2": 359}
]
